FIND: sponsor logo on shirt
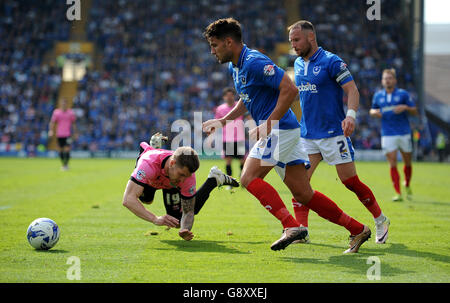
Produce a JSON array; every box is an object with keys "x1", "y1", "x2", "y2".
[
  {"x1": 263, "y1": 64, "x2": 275, "y2": 76},
  {"x1": 298, "y1": 82, "x2": 318, "y2": 93},
  {"x1": 381, "y1": 106, "x2": 396, "y2": 113},
  {"x1": 136, "y1": 170, "x2": 146, "y2": 181}
]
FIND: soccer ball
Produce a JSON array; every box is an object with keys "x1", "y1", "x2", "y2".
[{"x1": 26, "y1": 218, "x2": 60, "y2": 250}]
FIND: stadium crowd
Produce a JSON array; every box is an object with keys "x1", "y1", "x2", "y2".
[
  {"x1": 0, "y1": 0, "x2": 69, "y2": 154},
  {"x1": 0, "y1": 0, "x2": 437, "y2": 157}
]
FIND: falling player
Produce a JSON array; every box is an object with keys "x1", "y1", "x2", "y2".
[{"x1": 122, "y1": 133, "x2": 239, "y2": 241}]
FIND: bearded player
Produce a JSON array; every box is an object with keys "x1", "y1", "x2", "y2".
[{"x1": 288, "y1": 20, "x2": 390, "y2": 244}]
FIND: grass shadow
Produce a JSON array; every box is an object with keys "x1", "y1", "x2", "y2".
[
  {"x1": 386, "y1": 243, "x2": 450, "y2": 264},
  {"x1": 156, "y1": 240, "x2": 250, "y2": 254},
  {"x1": 407, "y1": 199, "x2": 450, "y2": 208},
  {"x1": 34, "y1": 249, "x2": 70, "y2": 254},
  {"x1": 280, "y1": 253, "x2": 413, "y2": 278},
  {"x1": 279, "y1": 241, "x2": 449, "y2": 278},
  {"x1": 306, "y1": 242, "x2": 450, "y2": 264}
]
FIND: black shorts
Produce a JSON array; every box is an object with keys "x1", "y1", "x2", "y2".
[
  {"x1": 222, "y1": 141, "x2": 245, "y2": 159},
  {"x1": 57, "y1": 137, "x2": 72, "y2": 148},
  {"x1": 130, "y1": 177, "x2": 184, "y2": 221}
]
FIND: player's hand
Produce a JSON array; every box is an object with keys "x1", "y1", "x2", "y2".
[
  {"x1": 154, "y1": 215, "x2": 179, "y2": 228},
  {"x1": 202, "y1": 119, "x2": 223, "y2": 135},
  {"x1": 249, "y1": 122, "x2": 270, "y2": 141},
  {"x1": 341, "y1": 116, "x2": 356, "y2": 137},
  {"x1": 48, "y1": 130, "x2": 54, "y2": 138},
  {"x1": 393, "y1": 104, "x2": 408, "y2": 114},
  {"x1": 179, "y1": 229, "x2": 194, "y2": 241}
]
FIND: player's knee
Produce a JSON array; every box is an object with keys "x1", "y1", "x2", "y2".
[
  {"x1": 292, "y1": 188, "x2": 315, "y2": 205},
  {"x1": 240, "y1": 173, "x2": 254, "y2": 188}
]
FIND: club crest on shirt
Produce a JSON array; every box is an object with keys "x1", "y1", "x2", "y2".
[
  {"x1": 136, "y1": 170, "x2": 146, "y2": 181},
  {"x1": 313, "y1": 65, "x2": 321, "y2": 76},
  {"x1": 263, "y1": 64, "x2": 275, "y2": 76}
]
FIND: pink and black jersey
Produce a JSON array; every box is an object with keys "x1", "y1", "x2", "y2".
[
  {"x1": 130, "y1": 142, "x2": 196, "y2": 198},
  {"x1": 50, "y1": 109, "x2": 76, "y2": 138}
]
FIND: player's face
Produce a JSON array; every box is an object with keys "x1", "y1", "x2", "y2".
[
  {"x1": 208, "y1": 36, "x2": 233, "y2": 64},
  {"x1": 223, "y1": 91, "x2": 235, "y2": 105},
  {"x1": 289, "y1": 28, "x2": 312, "y2": 58},
  {"x1": 382, "y1": 73, "x2": 397, "y2": 90},
  {"x1": 168, "y1": 162, "x2": 192, "y2": 187},
  {"x1": 60, "y1": 99, "x2": 68, "y2": 110}
]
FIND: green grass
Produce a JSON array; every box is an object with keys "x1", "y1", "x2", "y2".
[{"x1": 0, "y1": 157, "x2": 449, "y2": 282}]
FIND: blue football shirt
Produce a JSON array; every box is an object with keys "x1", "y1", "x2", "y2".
[
  {"x1": 294, "y1": 47, "x2": 354, "y2": 139},
  {"x1": 371, "y1": 88, "x2": 415, "y2": 136},
  {"x1": 229, "y1": 45, "x2": 299, "y2": 130}
]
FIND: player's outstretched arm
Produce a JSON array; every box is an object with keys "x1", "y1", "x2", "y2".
[
  {"x1": 122, "y1": 180, "x2": 179, "y2": 228},
  {"x1": 179, "y1": 197, "x2": 196, "y2": 241}
]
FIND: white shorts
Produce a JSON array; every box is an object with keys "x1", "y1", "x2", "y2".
[
  {"x1": 381, "y1": 134, "x2": 412, "y2": 154},
  {"x1": 248, "y1": 128, "x2": 310, "y2": 180},
  {"x1": 300, "y1": 135, "x2": 355, "y2": 165}
]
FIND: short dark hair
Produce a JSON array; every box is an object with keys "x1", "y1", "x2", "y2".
[
  {"x1": 287, "y1": 20, "x2": 315, "y2": 34},
  {"x1": 222, "y1": 87, "x2": 235, "y2": 97},
  {"x1": 173, "y1": 146, "x2": 200, "y2": 173},
  {"x1": 204, "y1": 18, "x2": 242, "y2": 42}
]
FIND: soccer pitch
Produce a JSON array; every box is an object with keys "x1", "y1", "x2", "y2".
[{"x1": 0, "y1": 158, "x2": 449, "y2": 283}]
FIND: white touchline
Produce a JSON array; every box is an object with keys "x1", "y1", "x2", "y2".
[{"x1": 0, "y1": 206, "x2": 11, "y2": 210}]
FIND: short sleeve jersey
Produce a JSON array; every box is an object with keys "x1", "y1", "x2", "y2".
[
  {"x1": 130, "y1": 142, "x2": 197, "y2": 198},
  {"x1": 294, "y1": 47, "x2": 353, "y2": 139},
  {"x1": 371, "y1": 88, "x2": 415, "y2": 136},
  {"x1": 50, "y1": 109, "x2": 76, "y2": 138},
  {"x1": 214, "y1": 103, "x2": 245, "y2": 142},
  {"x1": 229, "y1": 45, "x2": 300, "y2": 130}
]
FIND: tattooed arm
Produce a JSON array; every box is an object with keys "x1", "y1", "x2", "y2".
[{"x1": 179, "y1": 196, "x2": 195, "y2": 241}]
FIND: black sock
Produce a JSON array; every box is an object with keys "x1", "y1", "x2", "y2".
[
  {"x1": 226, "y1": 164, "x2": 232, "y2": 176},
  {"x1": 194, "y1": 178, "x2": 217, "y2": 214},
  {"x1": 64, "y1": 151, "x2": 71, "y2": 166},
  {"x1": 59, "y1": 152, "x2": 64, "y2": 164}
]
